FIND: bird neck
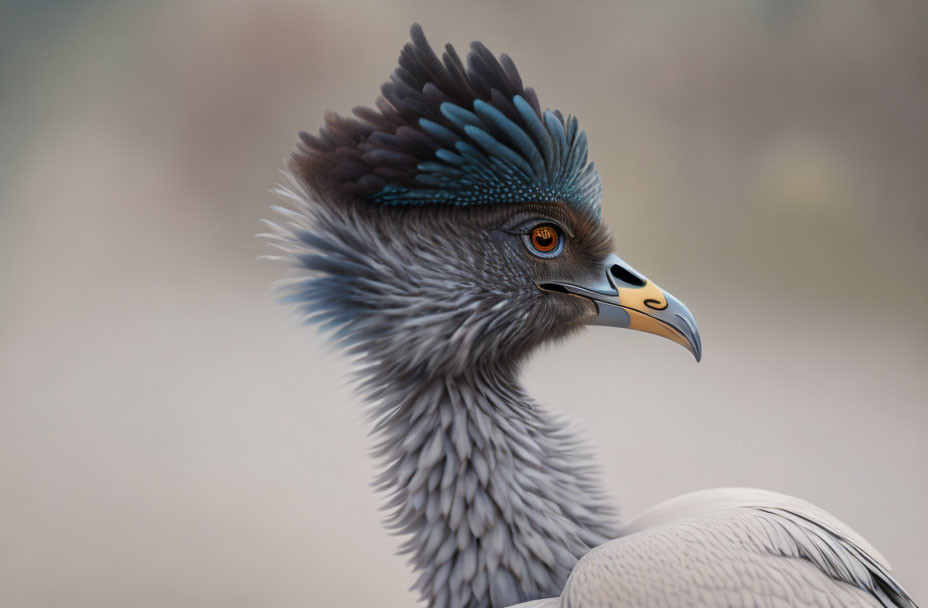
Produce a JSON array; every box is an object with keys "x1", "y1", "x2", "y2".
[{"x1": 365, "y1": 363, "x2": 619, "y2": 608}]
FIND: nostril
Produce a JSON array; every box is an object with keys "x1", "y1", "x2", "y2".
[{"x1": 610, "y1": 264, "x2": 646, "y2": 287}]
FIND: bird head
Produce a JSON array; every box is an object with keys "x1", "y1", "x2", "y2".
[{"x1": 267, "y1": 24, "x2": 701, "y2": 378}]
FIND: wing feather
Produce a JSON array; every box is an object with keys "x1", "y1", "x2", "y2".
[{"x1": 511, "y1": 488, "x2": 917, "y2": 608}]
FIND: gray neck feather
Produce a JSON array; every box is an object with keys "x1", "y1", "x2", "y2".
[
  {"x1": 266, "y1": 188, "x2": 619, "y2": 608},
  {"x1": 364, "y1": 363, "x2": 618, "y2": 608}
]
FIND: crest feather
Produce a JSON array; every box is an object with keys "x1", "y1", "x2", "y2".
[{"x1": 291, "y1": 23, "x2": 602, "y2": 217}]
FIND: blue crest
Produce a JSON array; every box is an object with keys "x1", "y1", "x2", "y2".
[{"x1": 371, "y1": 96, "x2": 602, "y2": 216}]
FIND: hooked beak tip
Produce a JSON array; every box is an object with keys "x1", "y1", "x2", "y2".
[
  {"x1": 691, "y1": 340, "x2": 703, "y2": 363},
  {"x1": 674, "y1": 311, "x2": 702, "y2": 363}
]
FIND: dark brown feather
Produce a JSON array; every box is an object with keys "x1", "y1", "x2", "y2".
[{"x1": 290, "y1": 23, "x2": 538, "y2": 209}]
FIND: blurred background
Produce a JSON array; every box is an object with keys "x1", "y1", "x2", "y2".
[{"x1": 1, "y1": 1, "x2": 926, "y2": 606}]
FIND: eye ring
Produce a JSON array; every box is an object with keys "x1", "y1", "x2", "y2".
[{"x1": 522, "y1": 224, "x2": 564, "y2": 258}]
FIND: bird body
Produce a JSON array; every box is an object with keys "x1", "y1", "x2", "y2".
[{"x1": 264, "y1": 24, "x2": 917, "y2": 608}]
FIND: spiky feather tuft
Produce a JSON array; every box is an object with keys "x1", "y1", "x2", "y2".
[{"x1": 291, "y1": 24, "x2": 603, "y2": 216}]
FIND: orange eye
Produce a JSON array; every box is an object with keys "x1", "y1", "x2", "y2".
[{"x1": 530, "y1": 225, "x2": 559, "y2": 253}]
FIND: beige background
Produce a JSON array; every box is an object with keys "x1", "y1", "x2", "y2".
[{"x1": 1, "y1": 1, "x2": 926, "y2": 606}]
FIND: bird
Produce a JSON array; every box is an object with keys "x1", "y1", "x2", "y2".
[{"x1": 262, "y1": 24, "x2": 918, "y2": 608}]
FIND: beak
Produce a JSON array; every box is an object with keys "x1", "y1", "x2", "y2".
[{"x1": 540, "y1": 254, "x2": 702, "y2": 361}]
